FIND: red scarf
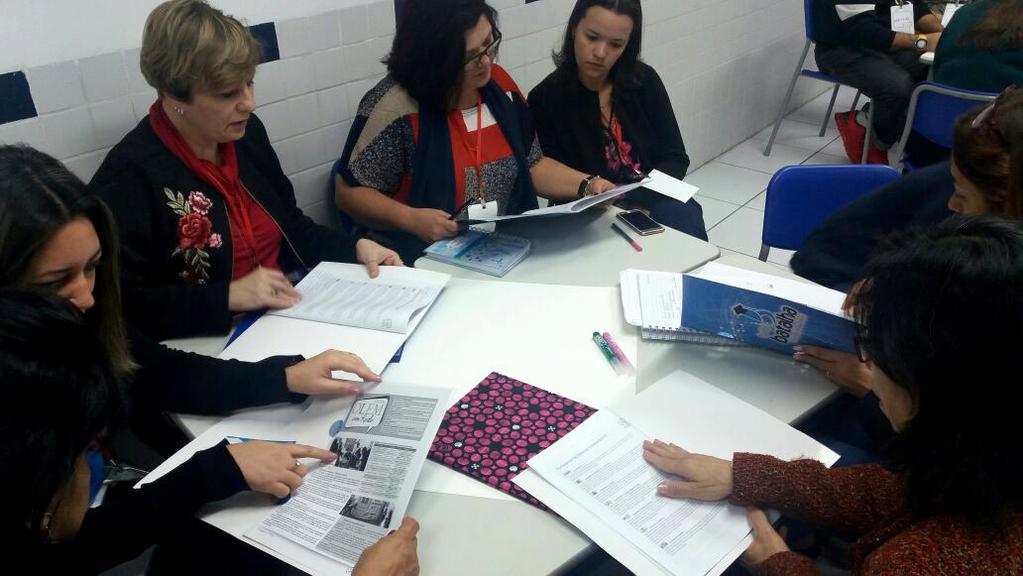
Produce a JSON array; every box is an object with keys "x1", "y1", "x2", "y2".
[{"x1": 149, "y1": 101, "x2": 280, "y2": 278}]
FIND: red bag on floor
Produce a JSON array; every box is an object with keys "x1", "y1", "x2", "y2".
[{"x1": 834, "y1": 111, "x2": 887, "y2": 164}]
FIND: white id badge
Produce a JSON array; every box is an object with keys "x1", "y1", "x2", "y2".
[
  {"x1": 890, "y1": 3, "x2": 915, "y2": 34},
  {"x1": 941, "y1": 3, "x2": 960, "y2": 27},
  {"x1": 468, "y1": 200, "x2": 497, "y2": 233}
]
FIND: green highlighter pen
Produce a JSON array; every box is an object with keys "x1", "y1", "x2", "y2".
[{"x1": 592, "y1": 331, "x2": 624, "y2": 375}]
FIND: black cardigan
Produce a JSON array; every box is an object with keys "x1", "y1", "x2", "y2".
[
  {"x1": 23, "y1": 442, "x2": 247, "y2": 574},
  {"x1": 127, "y1": 323, "x2": 303, "y2": 455},
  {"x1": 791, "y1": 161, "x2": 954, "y2": 291},
  {"x1": 90, "y1": 114, "x2": 359, "y2": 341},
  {"x1": 528, "y1": 62, "x2": 690, "y2": 183}
]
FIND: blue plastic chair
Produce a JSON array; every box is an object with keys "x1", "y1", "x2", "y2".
[
  {"x1": 891, "y1": 81, "x2": 997, "y2": 171},
  {"x1": 331, "y1": 158, "x2": 357, "y2": 233},
  {"x1": 759, "y1": 164, "x2": 901, "y2": 261},
  {"x1": 764, "y1": 0, "x2": 863, "y2": 158}
]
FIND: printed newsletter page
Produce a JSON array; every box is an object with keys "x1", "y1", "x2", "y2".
[
  {"x1": 246, "y1": 385, "x2": 449, "y2": 569},
  {"x1": 527, "y1": 410, "x2": 749, "y2": 576}
]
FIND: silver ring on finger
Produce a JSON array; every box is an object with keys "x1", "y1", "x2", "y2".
[{"x1": 292, "y1": 460, "x2": 302, "y2": 470}]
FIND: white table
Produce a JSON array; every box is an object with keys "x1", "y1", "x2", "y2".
[
  {"x1": 164, "y1": 251, "x2": 837, "y2": 576},
  {"x1": 416, "y1": 207, "x2": 721, "y2": 284}
]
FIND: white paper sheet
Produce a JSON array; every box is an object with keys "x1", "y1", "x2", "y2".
[
  {"x1": 691, "y1": 262, "x2": 848, "y2": 315},
  {"x1": 516, "y1": 370, "x2": 839, "y2": 576},
  {"x1": 270, "y1": 263, "x2": 445, "y2": 333},
  {"x1": 221, "y1": 264, "x2": 450, "y2": 379},
  {"x1": 645, "y1": 170, "x2": 699, "y2": 203}
]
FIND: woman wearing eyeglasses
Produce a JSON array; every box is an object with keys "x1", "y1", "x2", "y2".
[
  {"x1": 527, "y1": 0, "x2": 708, "y2": 240},
  {"x1": 335, "y1": 0, "x2": 617, "y2": 260},
  {"x1": 645, "y1": 216, "x2": 1023, "y2": 574}
]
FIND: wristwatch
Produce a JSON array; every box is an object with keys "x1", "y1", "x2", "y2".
[
  {"x1": 578, "y1": 174, "x2": 598, "y2": 198},
  {"x1": 915, "y1": 34, "x2": 928, "y2": 50}
]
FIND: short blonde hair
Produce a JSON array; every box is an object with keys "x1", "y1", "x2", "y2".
[{"x1": 140, "y1": 0, "x2": 261, "y2": 101}]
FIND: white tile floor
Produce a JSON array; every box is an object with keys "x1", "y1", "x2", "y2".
[{"x1": 690, "y1": 87, "x2": 859, "y2": 270}]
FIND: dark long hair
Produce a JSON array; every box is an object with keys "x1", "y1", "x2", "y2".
[
  {"x1": 852, "y1": 216, "x2": 1023, "y2": 530},
  {"x1": 0, "y1": 145, "x2": 134, "y2": 375},
  {"x1": 553, "y1": 0, "x2": 644, "y2": 89},
  {"x1": 959, "y1": 0, "x2": 1023, "y2": 52},
  {"x1": 953, "y1": 88, "x2": 1023, "y2": 219},
  {"x1": 0, "y1": 288, "x2": 126, "y2": 540},
  {"x1": 385, "y1": 0, "x2": 498, "y2": 111}
]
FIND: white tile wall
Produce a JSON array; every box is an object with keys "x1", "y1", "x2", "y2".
[{"x1": 9, "y1": 0, "x2": 825, "y2": 224}]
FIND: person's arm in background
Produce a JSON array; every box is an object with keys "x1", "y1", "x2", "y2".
[
  {"x1": 642, "y1": 66, "x2": 690, "y2": 179},
  {"x1": 831, "y1": 0, "x2": 940, "y2": 52},
  {"x1": 334, "y1": 103, "x2": 458, "y2": 244},
  {"x1": 527, "y1": 82, "x2": 573, "y2": 166},
  {"x1": 336, "y1": 177, "x2": 457, "y2": 244},
  {"x1": 530, "y1": 154, "x2": 615, "y2": 202}
]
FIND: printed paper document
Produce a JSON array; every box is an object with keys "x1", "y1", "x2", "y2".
[{"x1": 269, "y1": 263, "x2": 446, "y2": 333}]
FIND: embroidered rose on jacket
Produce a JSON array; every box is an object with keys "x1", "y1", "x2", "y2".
[
  {"x1": 164, "y1": 188, "x2": 220, "y2": 284},
  {"x1": 177, "y1": 212, "x2": 213, "y2": 250},
  {"x1": 187, "y1": 191, "x2": 213, "y2": 215}
]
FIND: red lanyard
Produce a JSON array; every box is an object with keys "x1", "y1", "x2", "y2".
[{"x1": 469, "y1": 94, "x2": 486, "y2": 205}]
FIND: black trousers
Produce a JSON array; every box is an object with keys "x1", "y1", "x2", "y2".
[{"x1": 815, "y1": 45, "x2": 929, "y2": 146}]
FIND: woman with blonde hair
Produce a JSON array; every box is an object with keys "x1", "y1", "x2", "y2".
[{"x1": 91, "y1": 0, "x2": 401, "y2": 341}]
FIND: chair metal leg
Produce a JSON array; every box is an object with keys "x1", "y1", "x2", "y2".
[
  {"x1": 861, "y1": 107, "x2": 872, "y2": 164},
  {"x1": 764, "y1": 40, "x2": 812, "y2": 156},
  {"x1": 758, "y1": 244, "x2": 770, "y2": 262},
  {"x1": 820, "y1": 84, "x2": 840, "y2": 137}
]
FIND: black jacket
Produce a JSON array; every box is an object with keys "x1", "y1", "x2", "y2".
[
  {"x1": 23, "y1": 442, "x2": 247, "y2": 574},
  {"x1": 528, "y1": 62, "x2": 690, "y2": 183},
  {"x1": 813, "y1": 0, "x2": 931, "y2": 51},
  {"x1": 791, "y1": 160, "x2": 953, "y2": 291},
  {"x1": 90, "y1": 113, "x2": 359, "y2": 340},
  {"x1": 127, "y1": 323, "x2": 302, "y2": 455}
]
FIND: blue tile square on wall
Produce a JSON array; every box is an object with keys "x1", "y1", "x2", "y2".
[
  {"x1": 0, "y1": 71, "x2": 37, "y2": 125},
  {"x1": 249, "y1": 22, "x2": 280, "y2": 64}
]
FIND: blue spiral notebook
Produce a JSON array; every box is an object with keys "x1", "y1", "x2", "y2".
[
  {"x1": 681, "y1": 263, "x2": 857, "y2": 354},
  {"x1": 423, "y1": 231, "x2": 531, "y2": 277}
]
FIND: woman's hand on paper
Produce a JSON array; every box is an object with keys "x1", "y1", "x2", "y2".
[
  {"x1": 741, "y1": 508, "x2": 790, "y2": 568},
  {"x1": 355, "y1": 238, "x2": 404, "y2": 278},
  {"x1": 226, "y1": 441, "x2": 337, "y2": 499},
  {"x1": 285, "y1": 350, "x2": 382, "y2": 396},
  {"x1": 352, "y1": 516, "x2": 420, "y2": 576},
  {"x1": 228, "y1": 267, "x2": 301, "y2": 312},
  {"x1": 793, "y1": 345, "x2": 873, "y2": 397},
  {"x1": 642, "y1": 440, "x2": 733, "y2": 501},
  {"x1": 408, "y1": 208, "x2": 459, "y2": 243}
]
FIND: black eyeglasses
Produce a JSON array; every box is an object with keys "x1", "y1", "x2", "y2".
[{"x1": 464, "y1": 29, "x2": 502, "y2": 70}]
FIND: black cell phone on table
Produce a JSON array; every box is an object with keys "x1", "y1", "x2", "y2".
[{"x1": 616, "y1": 209, "x2": 664, "y2": 236}]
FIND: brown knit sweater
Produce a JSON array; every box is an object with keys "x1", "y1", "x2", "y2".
[{"x1": 729, "y1": 453, "x2": 1023, "y2": 575}]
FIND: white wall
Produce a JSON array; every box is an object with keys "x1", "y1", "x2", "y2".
[{"x1": 0, "y1": 0, "x2": 825, "y2": 227}]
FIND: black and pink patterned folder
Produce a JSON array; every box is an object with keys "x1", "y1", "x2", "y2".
[{"x1": 428, "y1": 372, "x2": 596, "y2": 510}]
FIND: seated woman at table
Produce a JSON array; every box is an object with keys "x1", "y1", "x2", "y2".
[
  {"x1": 933, "y1": 0, "x2": 1023, "y2": 93},
  {"x1": 90, "y1": 0, "x2": 401, "y2": 341},
  {"x1": 2, "y1": 289, "x2": 421, "y2": 576},
  {"x1": 645, "y1": 216, "x2": 1023, "y2": 574},
  {"x1": 1, "y1": 144, "x2": 380, "y2": 457},
  {"x1": 527, "y1": 0, "x2": 708, "y2": 240},
  {"x1": 793, "y1": 86, "x2": 1023, "y2": 401},
  {"x1": 335, "y1": 0, "x2": 617, "y2": 260}
]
